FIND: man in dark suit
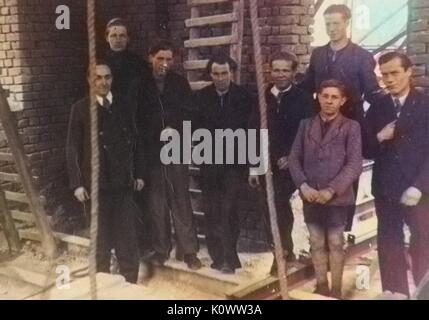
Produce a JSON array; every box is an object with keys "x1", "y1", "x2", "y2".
[
  {"x1": 248, "y1": 51, "x2": 315, "y2": 275},
  {"x1": 66, "y1": 61, "x2": 144, "y2": 283},
  {"x1": 194, "y1": 55, "x2": 253, "y2": 274},
  {"x1": 363, "y1": 52, "x2": 429, "y2": 297},
  {"x1": 289, "y1": 79, "x2": 363, "y2": 298},
  {"x1": 103, "y1": 18, "x2": 150, "y2": 98},
  {"x1": 130, "y1": 41, "x2": 202, "y2": 270},
  {"x1": 299, "y1": 4, "x2": 382, "y2": 230}
]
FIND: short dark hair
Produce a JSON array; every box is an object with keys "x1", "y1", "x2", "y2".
[
  {"x1": 324, "y1": 4, "x2": 352, "y2": 20},
  {"x1": 87, "y1": 59, "x2": 111, "y2": 78},
  {"x1": 105, "y1": 17, "x2": 128, "y2": 36},
  {"x1": 149, "y1": 40, "x2": 174, "y2": 56},
  {"x1": 206, "y1": 54, "x2": 237, "y2": 74},
  {"x1": 378, "y1": 51, "x2": 413, "y2": 71},
  {"x1": 318, "y1": 79, "x2": 347, "y2": 97},
  {"x1": 269, "y1": 51, "x2": 299, "y2": 70}
]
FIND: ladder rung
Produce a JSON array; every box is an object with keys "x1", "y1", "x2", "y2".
[
  {"x1": 185, "y1": 35, "x2": 236, "y2": 49},
  {"x1": 11, "y1": 210, "x2": 34, "y2": 223},
  {"x1": 184, "y1": 59, "x2": 209, "y2": 71},
  {"x1": 0, "y1": 172, "x2": 20, "y2": 182},
  {"x1": 190, "y1": 81, "x2": 212, "y2": 91},
  {"x1": 185, "y1": 13, "x2": 237, "y2": 28},
  {"x1": 0, "y1": 152, "x2": 14, "y2": 162},
  {"x1": 188, "y1": 0, "x2": 231, "y2": 6},
  {"x1": 4, "y1": 191, "x2": 29, "y2": 203}
]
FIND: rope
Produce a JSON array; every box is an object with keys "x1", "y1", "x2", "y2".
[
  {"x1": 87, "y1": 0, "x2": 99, "y2": 300},
  {"x1": 249, "y1": 0, "x2": 289, "y2": 300}
]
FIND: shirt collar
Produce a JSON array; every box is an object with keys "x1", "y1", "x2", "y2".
[
  {"x1": 270, "y1": 84, "x2": 292, "y2": 98},
  {"x1": 391, "y1": 93, "x2": 408, "y2": 107},
  {"x1": 96, "y1": 92, "x2": 113, "y2": 106}
]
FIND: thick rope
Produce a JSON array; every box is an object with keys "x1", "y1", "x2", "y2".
[
  {"x1": 87, "y1": 0, "x2": 99, "y2": 300},
  {"x1": 249, "y1": 0, "x2": 289, "y2": 300}
]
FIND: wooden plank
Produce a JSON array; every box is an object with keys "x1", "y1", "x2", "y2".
[
  {"x1": 230, "y1": 0, "x2": 244, "y2": 84},
  {"x1": 185, "y1": 13, "x2": 237, "y2": 28},
  {"x1": 187, "y1": 6, "x2": 201, "y2": 83},
  {"x1": 0, "y1": 86, "x2": 57, "y2": 257},
  {"x1": 184, "y1": 35, "x2": 236, "y2": 48},
  {"x1": 0, "y1": 190, "x2": 22, "y2": 252},
  {"x1": 184, "y1": 59, "x2": 209, "y2": 71},
  {"x1": 55, "y1": 232, "x2": 90, "y2": 247},
  {"x1": 10, "y1": 210, "x2": 34, "y2": 223},
  {"x1": 188, "y1": 0, "x2": 230, "y2": 6},
  {"x1": 0, "y1": 172, "x2": 20, "y2": 182},
  {"x1": 190, "y1": 81, "x2": 212, "y2": 91},
  {"x1": 0, "y1": 152, "x2": 14, "y2": 162},
  {"x1": 4, "y1": 191, "x2": 29, "y2": 203}
]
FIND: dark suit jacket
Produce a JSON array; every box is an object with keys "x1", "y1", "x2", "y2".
[
  {"x1": 193, "y1": 83, "x2": 253, "y2": 174},
  {"x1": 130, "y1": 71, "x2": 194, "y2": 167},
  {"x1": 300, "y1": 41, "x2": 381, "y2": 121},
  {"x1": 362, "y1": 89, "x2": 429, "y2": 201},
  {"x1": 289, "y1": 114, "x2": 363, "y2": 206},
  {"x1": 66, "y1": 95, "x2": 144, "y2": 191},
  {"x1": 249, "y1": 84, "x2": 315, "y2": 164}
]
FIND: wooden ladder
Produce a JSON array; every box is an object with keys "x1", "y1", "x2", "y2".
[
  {"x1": 0, "y1": 87, "x2": 57, "y2": 257},
  {"x1": 184, "y1": 0, "x2": 245, "y2": 91}
]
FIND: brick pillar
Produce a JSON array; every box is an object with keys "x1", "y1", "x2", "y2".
[{"x1": 408, "y1": 0, "x2": 429, "y2": 93}]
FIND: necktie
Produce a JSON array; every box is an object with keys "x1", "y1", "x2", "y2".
[
  {"x1": 219, "y1": 94, "x2": 225, "y2": 108},
  {"x1": 276, "y1": 91, "x2": 284, "y2": 105},
  {"x1": 394, "y1": 98, "x2": 402, "y2": 115},
  {"x1": 102, "y1": 97, "x2": 111, "y2": 109}
]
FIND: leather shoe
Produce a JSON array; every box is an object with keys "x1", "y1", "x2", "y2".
[{"x1": 184, "y1": 254, "x2": 202, "y2": 270}]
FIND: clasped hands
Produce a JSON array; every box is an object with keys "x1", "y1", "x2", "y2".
[{"x1": 300, "y1": 183, "x2": 334, "y2": 205}]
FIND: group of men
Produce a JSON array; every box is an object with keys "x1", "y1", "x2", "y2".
[{"x1": 65, "y1": 4, "x2": 429, "y2": 299}]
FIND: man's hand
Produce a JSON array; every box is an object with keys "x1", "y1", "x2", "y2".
[
  {"x1": 248, "y1": 175, "x2": 260, "y2": 188},
  {"x1": 277, "y1": 156, "x2": 288, "y2": 170},
  {"x1": 317, "y1": 188, "x2": 334, "y2": 204},
  {"x1": 300, "y1": 183, "x2": 319, "y2": 203},
  {"x1": 400, "y1": 186, "x2": 422, "y2": 207},
  {"x1": 74, "y1": 187, "x2": 89, "y2": 202},
  {"x1": 377, "y1": 121, "x2": 396, "y2": 143},
  {"x1": 134, "y1": 179, "x2": 145, "y2": 191}
]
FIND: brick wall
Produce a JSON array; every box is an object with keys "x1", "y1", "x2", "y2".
[{"x1": 408, "y1": 0, "x2": 429, "y2": 93}]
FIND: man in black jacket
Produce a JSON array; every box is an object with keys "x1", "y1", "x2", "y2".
[
  {"x1": 194, "y1": 55, "x2": 253, "y2": 274},
  {"x1": 249, "y1": 51, "x2": 315, "y2": 275},
  {"x1": 66, "y1": 61, "x2": 144, "y2": 283},
  {"x1": 103, "y1": 18, "x2": 150, "y2": 98},
  {"x1": 131, "y1": 41, "x2": 202, "y2": 270},
  {"x1": 299, "y1": 4, "x2": 382, "y2": 231},
  {"x1": 363, "y1": 52, "x2": 429, "y2": 297}
]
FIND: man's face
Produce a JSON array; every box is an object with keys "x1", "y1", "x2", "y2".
[
  {"x1": 90, "y1": 65, "x2": 112, "y2": 97},
  {"x1": 210, "y1": 62, "x2": 232, "y2": 92},
  {"x1": 150, "y1": 50, "x2": 173, "y2": 79},
  {"x1": 324, "y1": 13, "x2": 349, "y2": 42},
  {"x1": 379, "y1": 57, "x2": 412, "y2": 97},
  {"x1": 106, "y1": 25, "x2": 129, "y2": 52},
  {"x1": 318, "y1": 87, "x2": 346, "y2": 117},
  {"x1": 270, "y1": 60, "x2": 296, "y2": 90}
]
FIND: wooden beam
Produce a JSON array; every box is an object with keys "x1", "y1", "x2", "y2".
[
  {"x1": 231, "y1": 0, "x2": 244, "y2": 84},
  {"x1": 0, "y1": 86, "x2": 57, "y2": 258},
  {"x1": 185, "y1": 13, "x2": 237, "y2": 28},
  {"x1": 190, "y1": 81, "x2": 212, "y2": 91},
  {"x1": 10, "y1": 210, "x2": 34, "y2": 223},
  {"x1": 0, "y1": 189, "x2": 22, "y2": 253},
  {"x1": 184, "y1": 59, "x2": 209, "y2": 71},
  {"x1": 4, "y1": 191, "x2": 29, "y2": 203},
  {"x1": 188, "y1": 0, "x2": 230, "y2": 6},
  {"x1": 184, "y1": 35, "x2": 236, "y2": 48},
  {"x1": 0, "y1": 172, "x2": 20, "y2": 183},
  {"x1": 0, "y1": 152, "x2": 14, "y2": 162}
]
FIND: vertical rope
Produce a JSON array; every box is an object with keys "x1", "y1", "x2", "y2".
[
  {"x1": 87, "y1": 0, "x2": 99, "y2": 300},
  {"x1": 249, "y1": 0, "x2": 289, "y2": 300}
]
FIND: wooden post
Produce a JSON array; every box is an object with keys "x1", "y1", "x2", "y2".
[
  {"x1": 0, "y1": 189, "x2": 22, "y2": 253},
  {"x1": 0, "y1": 86, "x2": 57, "y2": 258}
]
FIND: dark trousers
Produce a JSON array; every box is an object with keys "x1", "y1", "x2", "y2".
[
  {"x1": 146, "y1": 164, "x2": 199, "y2": 257},
  {"x1": 96, "y1": 189, "x2": 139, "y2": 283},
  {"x1": 375, "y1": 196, "x2": 429, "y2": 296},
  {"x1": 258, "y1": 168, "x2": 295, "y2": 256},
  {"x1": 202, "y1": 166, "x2": 242, "y2": 268}
]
